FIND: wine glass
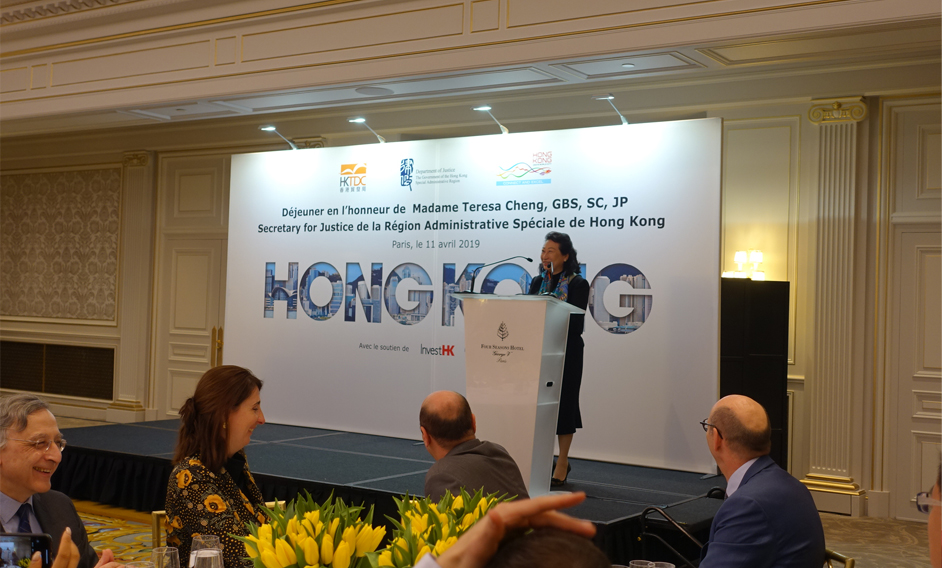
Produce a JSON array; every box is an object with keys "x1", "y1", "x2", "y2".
[{"x1": 151, "y1": 547, "x2": 180, "y2": 568}]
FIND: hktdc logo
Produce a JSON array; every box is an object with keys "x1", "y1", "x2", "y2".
[{"x1": 340, "y1": 163, "x2": 367, "y2": 193}]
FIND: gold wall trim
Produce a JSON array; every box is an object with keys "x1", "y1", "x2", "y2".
[
  {"x1": 123, "y1": 152, "x2": 150, "y2": 167},
  {"x1": 802, "y1": 473, "x2": 865, "y2": 495},
  {"x1": 1, "y1": 0, "x2": 853, "y2": 60}
]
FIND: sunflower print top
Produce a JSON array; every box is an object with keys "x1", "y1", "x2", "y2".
[{"x1": 165, "y1": 452, "x2": 267, "y2": 568}]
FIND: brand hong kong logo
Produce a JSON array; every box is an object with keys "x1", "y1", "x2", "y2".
[
  {"x1": 420, "y1": 344, "x2": 455, "y2": 356},
  {"x1": 340, "y1": 163, "x2": 367, "y2": 193},
  {"x1": 496, "y1": 151, "x2": 552, "y2": 186},
  {"x1": 497, "y1": 322, "x2": 509, "y2": 342},
  {"x1": 400, "y1": 159, "x2": 414, "y2": 191},
  {"x1": 532, "y1": 150, "x2": 552, "y2": 165}
]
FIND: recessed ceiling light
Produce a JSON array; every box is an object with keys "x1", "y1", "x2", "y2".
[
  {"x1": 622, "y1": 63, "x2": 636, "y2": 68},
  {"x1": 355, "y1": 86, "x2": 394, "y2": 96}
]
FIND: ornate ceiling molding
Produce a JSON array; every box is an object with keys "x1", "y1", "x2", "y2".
[{"x1": 0, "y1": 0, "x2": 136, "y2": 24}]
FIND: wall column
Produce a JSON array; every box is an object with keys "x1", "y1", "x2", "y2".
[
  {"x1": 801, "y1": 98, "x2": 868, "y2": 514},
  {"x1": 106, "y1": 151, "x2": 156, "y2": 422}
]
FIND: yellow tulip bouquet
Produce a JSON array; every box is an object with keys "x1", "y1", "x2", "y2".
[
  {"x1": 374, "y1": 489, "x2": 506, "y2": 568},
  {"x1": 237, "y1": 491, "x2": 386, "y2": 568}
]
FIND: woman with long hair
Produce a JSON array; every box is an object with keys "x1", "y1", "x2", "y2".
[
  {"x1": 528, "y1": 231, "x2": 590, "y2": 487},
  {"x1": 165, "y1": 365, "x2": 267, "y2": 568}
]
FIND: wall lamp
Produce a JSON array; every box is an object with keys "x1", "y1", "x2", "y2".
[
  {"x1": 472, "y1": 106, "x2": 509, "y2": 134},
  {"x1": 348, "y1": 117, "x2": 386, "y2": 143},
  {"x1": 258, "y1": 125, "x2": 298, "y2": 150},
  {"x1": 591, "y1": 94, "x2": 629, "y2": 126}
]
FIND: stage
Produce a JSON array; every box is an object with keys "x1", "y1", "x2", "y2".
[{"x1": 52, "y1": 419, "x2": 725, "y2": 564}]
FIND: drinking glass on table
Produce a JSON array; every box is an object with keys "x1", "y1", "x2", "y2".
[
  {"x1": 126, "y1": 563, "x2": 155, "y2": 568},
  {"x1": 192, "y1": 549, "x2": 222, "y2": 568},
  {"x1": 151, "y1": 547, "x2": 180, "y2": 568},
  {"x1": 189, "y1": 535, "x2": 221, "y2": 568}
]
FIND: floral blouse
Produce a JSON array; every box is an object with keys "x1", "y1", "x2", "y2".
[{"x1": 165, "y1": 452, "x2": 267, "y2": 568}]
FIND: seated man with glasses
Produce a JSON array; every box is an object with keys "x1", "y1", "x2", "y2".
[
  {"x1": 0, "y1": 394, "x2": 120, "y2": 568},
  {"x1": 698, "y1": 395, "x2": 825, "y2": 568}
]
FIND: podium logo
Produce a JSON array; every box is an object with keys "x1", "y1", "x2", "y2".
[
  {"x1": 340, "y1": 163, "x2": 367, "y2": 193},
  {"x1": 497, "y1": 322, "x2": 509, "y2": 342},
  {"x1": 421, "y1": 344, "x2": 454, "y2": 356}
]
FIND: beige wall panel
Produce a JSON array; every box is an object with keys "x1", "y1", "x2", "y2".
[
  {"x1": 215, "y1": 37, "x2": 238, "y2": 66},
  {"x1": 30, "y1": 65, "x2": 48, "y2": 89},
  {"x1": 169, "y1": 341, "x2": 211, "y2": 361},
  {"x1": 472, "y1": 0, "x2": 499, "y2": 32},
  {"x1": 701, "y1": 24, "x2": 940, "y2": 66},
  {"x1": 168, "y1": 368, "x2": 202, "y2": 413},
  {"x1": 241, "y1": 5, "x2": 464, "y2": 63},
  {"x1": 1, "y1": 67, "x2": 28, "y2": 93},
  {"x1": 171, "y1": 250, "x2": 212, "y2": 332},
  {"x1": 918, "y1": 124, "x2": 941, "y2": 199},
  {"x1": 161, "y1": 156, "x2": 229, "y2": 230},
  {"x1": 50, "y1": 41, "x2": 210, "y2": 87},
  {"x1": 917, "y1": 248, "x2": 941, "y2": 372},
  {"x1": 177, "y1": 171, "x2": 216, "y2": 215},
  {"x1": 507, "y1": 0, "x2": 708, "y2": 27},
  {"x1": 892, "y1": 103, "x2": 942, "y2": 216}
]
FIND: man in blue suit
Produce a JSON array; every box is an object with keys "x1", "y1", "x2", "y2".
[{"x1": 699, "y1": 395, "x2": 825, "y2": 568}]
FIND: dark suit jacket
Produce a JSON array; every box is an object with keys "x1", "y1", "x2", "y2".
[
  {"x1": 424, "y1": 439, "x2": 529, "y2": 502},
  {"x1": 33, "y1": 490, "x2": 99, "y2": 568},
  {"x1": 699, "y1": 455, "x2": 826, "y2": 568}
]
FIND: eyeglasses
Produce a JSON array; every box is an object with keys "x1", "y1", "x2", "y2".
[
  {"x1": 7, "y1": 437, "x2": 67, "y2": 453},
  {"x1": 916, "y1": 490, "x2": 942, "y2": 514},
  {"x1": 699, "y1": 419, "x2": 723, "y2": 439}
]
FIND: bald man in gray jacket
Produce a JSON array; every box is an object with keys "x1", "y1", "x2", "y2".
[{"x1": 420, "y1": 391, "x2": 529, "y2": 501}]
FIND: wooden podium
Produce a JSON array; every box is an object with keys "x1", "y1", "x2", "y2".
[{"x1": 458, "y1": 293, "x2": 585, "y2": 496}]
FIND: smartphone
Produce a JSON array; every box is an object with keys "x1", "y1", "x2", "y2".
[{"x1": 0, "y1": 533, "x2": 52, "y2": 568}]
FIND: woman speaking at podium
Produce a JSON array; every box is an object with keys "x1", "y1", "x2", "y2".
[{"x1": 528, "y1": 231, "x2": 590, "y2": 487}]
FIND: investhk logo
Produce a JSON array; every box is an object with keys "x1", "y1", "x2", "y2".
[{"x1": 400, "y1": 158, "x2": 414, "y2": 190}]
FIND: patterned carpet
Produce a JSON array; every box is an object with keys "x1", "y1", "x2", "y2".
[
  {"x1": 75, "y1": 502, "x2": 153, "y2": 563},
  {"x1": 820, "y1": 513, "x2": 931, "y2": 568}
]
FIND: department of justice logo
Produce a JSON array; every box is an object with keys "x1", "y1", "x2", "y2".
[{"x1": 400, "y1": 158, "x2": 414, "y2": 191}]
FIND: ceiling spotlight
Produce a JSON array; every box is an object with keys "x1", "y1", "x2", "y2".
[
  {"x1": 258, "y1": 124, "x2": 298, "y2": 150},
  {"x1": 348, "y1": 117, "x2": 386, "y2": 143},
  {"x1": 591, "y1": 94, "x2": 629, "y2": 126},
  {"x1": 472, "y1": 106, "x2": 508, "y2": 135},
  {"x1": 622, "y1": 63, "x2": 636, "y2": 68}
]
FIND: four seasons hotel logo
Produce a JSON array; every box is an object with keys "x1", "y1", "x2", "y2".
[{"x1": 340, "y1": 163, "x2": 367, "y2": 192}]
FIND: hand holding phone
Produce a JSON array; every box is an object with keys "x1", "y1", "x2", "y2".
[
  {"x1": 1, "y1": 532, "x2": 51, "y2": 568},
  {"x1": 32, "y1": 528, "x2": 79, "y2": 568}
]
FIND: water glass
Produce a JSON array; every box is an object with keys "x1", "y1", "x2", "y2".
[
  {"x1": 126, "y1": 563, "x2": 156, "y2": 568},
  {"x1": 192, "y1": 549, "x2": 222, "y2": 568},
  {"x1": 653, "y1": 563, "x2": 676, "y2": 568},
  {"x1": 627, "y1": 562, "x2": 655, "y2": 568},
  {"x1": 151, "y1": 547, "x2": 180, "y2": 568},
  {"x1": 189, "y1": 535, "x2": 221, "y2": 568}
]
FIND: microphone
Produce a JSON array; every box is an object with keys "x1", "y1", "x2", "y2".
[{"x1": 465, "y1": 256, "x2": 533, "y2": 293}]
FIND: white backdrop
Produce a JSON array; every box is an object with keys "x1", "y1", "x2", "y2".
[{"x1": 226, "y1": 118, "x2": 721, "y2": 473}]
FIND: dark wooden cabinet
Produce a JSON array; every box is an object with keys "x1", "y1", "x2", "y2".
[{"x1": 720, "y1": 279, "x2": 790, "y2": 469}]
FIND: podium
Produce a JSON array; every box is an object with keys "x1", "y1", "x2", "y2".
[{"x1": 458, "y1": 293, "x2": 585, "y2": 496}]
